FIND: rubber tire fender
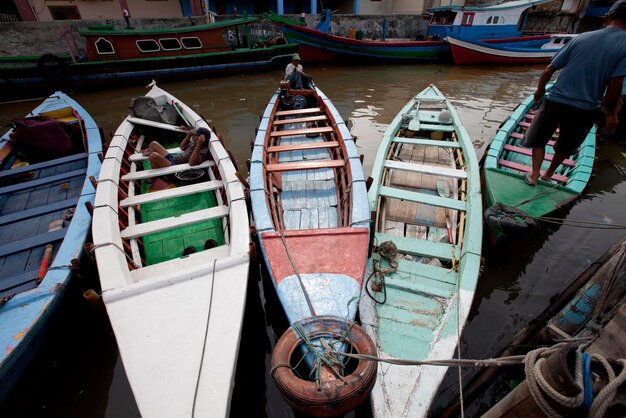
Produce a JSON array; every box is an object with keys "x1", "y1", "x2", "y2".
[
  {"x1": 37, "y1": 53, "x2": 65, "y2": 77},
  {"x1": 271, "y1": 317, "x2": 378, "y2": 417}
]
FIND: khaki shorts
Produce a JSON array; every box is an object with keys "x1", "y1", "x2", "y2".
[{"x1": 522, "y1": 99, "x2": 596, "y2": 156}]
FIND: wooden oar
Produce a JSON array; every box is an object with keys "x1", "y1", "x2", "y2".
[{"x1": 35, "y1": 219, "x2": 64, "y2": 285}]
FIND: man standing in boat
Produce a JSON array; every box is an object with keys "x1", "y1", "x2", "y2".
[{"x1": 522, "y1": 0, "x2": 626, "y2": 186}]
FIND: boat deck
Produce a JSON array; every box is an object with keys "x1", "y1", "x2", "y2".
[
  {"x1": 137, "y1": 147, "x2": 224, "y2": 266},
  {"x1": 275, "y1": 114, "x2": 340, "y2": 231},
  {"x1": 0, "y1": 100, "x2": 89, "y2": 299}
]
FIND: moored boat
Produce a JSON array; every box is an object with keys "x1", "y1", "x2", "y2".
[
  {"x1": 0, "y1": 92, "x2": 102, "y2": 401},
  {"x1": 446, "y1": 33, "x2": 577, "y2": 65},
  {"x1": 0, "y1": 16, "x2": 297, "y2": 100},
  {"x1": 359, "y1": 84, "x2": 482, "y2": 418},
  {"x1": 91, "y1": 82, "x2": 250, "y2": 418},
  {"x1": 249, "y1": 82, "x2": 376, "y2": 416},
  {"x1": 482, "y1": 83, "x2": 596, "y2": 245}
]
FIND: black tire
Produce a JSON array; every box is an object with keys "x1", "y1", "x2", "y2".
[{"x1": 37, "y1": 53, "x2": 65, "y2": 77}]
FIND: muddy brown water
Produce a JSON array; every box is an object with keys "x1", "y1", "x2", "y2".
[{"x1": 1, "y1": 64, "x2": 625, "y2": 418}]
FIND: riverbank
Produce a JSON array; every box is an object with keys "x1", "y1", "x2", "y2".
[{"x1": 0, "y1": 12, "x2": 603, "y2": 58}]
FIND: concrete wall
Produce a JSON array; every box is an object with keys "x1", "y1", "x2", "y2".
[{"x1": 24, "y1": 0, "x2": 184, "y2": 21}]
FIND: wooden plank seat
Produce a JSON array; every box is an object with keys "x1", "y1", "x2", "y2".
[
  {"x1": 497, "y1": 159, "x2": 569, "y2": 183},
  {"x1": 375, "y1": 232, "x2": 460, "y2": 261},
  {"x1": 270, "y1": 126, "x2": 334, "y2": 138},
  {"x1": 0, "y1": 197, "x2": 79, "y2": 227},
  {"x1": 1, "y1": 269, "x2": 39, "y2": 297},
  {"x1": 265, "y1": 159, "x2": 345, "y2": 172},
  {"x1": 121, "y1": 205, "x2": 229, "y2": 239},
  {"x1": 121, "y1": 160, "x2": 214, "y2": 181},
  {"x1": 384, "y1": 159, "x2": 467, "y2": 179},
  {"x1": 275, "y1": 107, "x2": 321, "y2": 117},
  {"x1": 524, "y1": 113, "x2": 535, "y2": 120},
  {"x1": 0, "y1": 227, "x2": 66, "y2": 258},
  {"x1": 0, "y1": 153, "x2": 87, "y2": 179},
  {"x1": 509, "y1": 132, "x2": 556, "y2": 147},
  {"x1": 120, "y1": 180, "x2": 224, "y2": 207},
  {"x1": 267, "y1": 141, "x2": 339, "y2": 153},
  {"x1": 518, "y1": 120, "x2": 531, "y2": 128},
  {"x1": 0, "y1": 168, "x2": 86, "y2": 195},
  {"x1": 127, "y1": 117, "x2": 185, "y2": 133},
  {"x1": 393, "y1": 137, "x2": 461, "y2": 148},
  {"x1": 273, "y1": 115, "x2": 328, "y2": 125},
  {"x1": 417, "y1": 123, "x2": 456, "y2": 132},
  {"x1": 129, "y1": 148, "x2": 181, "y2": 162},
  {"x1": 503, "y1": 144, "x2": 575, "y2": 167},
  {"x1": 379, "y1": 185, "x2": 467, "y2": 212}
]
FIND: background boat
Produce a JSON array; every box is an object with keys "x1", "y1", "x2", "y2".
[
  {"x1": 359, "y1": 84, "x2": 482, "y2": 418},
  {"x1": 446, "y1": 33, "x2": 576, "y2": 65},
  {"x1": 482, "y1": 83, "x2": 596, "y2": 246},
  {"x1": 0, "y1": 16, "x2": 297, "y2": 100},
  {"x1": 91, "y1": 82, "x2": 250, "y2": 418},
  {"x1": 0, "y1": 91, "x2": 102, "y2": 401},
  {"x1": 249, "y1": 82, "x2": 376, "y2": 416}
]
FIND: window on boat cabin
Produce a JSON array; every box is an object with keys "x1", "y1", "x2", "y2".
[
  {"x1": 48, "y1": 6, "x2": 80, "y2": 20},
  {"x1": 95, "y1": 37, "x2": 115, "y2": 55},
  {"x1": 487, "y1": 16, "x2": 492, "y2": 24},
  {"x1": 159, "y1": 38, "x2": 181, "y2": 51},
  {"x1": 181, "y1": 37, "x2": 202, "y2": 49},
  {"x1": 461, "y1": 12, "x2": 474, "y2": 26},
  {"x1": 430, "y1": 11, "x2": 456, "y2": 25},
  {"x1": 136, "y1": 39, "x2": 160, "y2": 53}
]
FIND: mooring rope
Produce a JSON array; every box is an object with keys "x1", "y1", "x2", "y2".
[
  {"x1": 192, "y1": 259, "x2": 217, "y2": 418},
  {"x1": 364, "y1": 240, "x2": 398, "y2": 304}
]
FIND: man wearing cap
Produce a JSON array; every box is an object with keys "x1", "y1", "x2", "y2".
[
  {"x1": 522, "y1": 0, "x2": 626, "y2": 186},
  {"x1": 142, "y1": 126, "x2": 211, "y2": 169},
  {"x1": 284, "y1": 53, "x2": 311, "y2": 89}
]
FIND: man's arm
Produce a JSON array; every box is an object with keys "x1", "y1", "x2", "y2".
[
  {"x1": 534, "y1": 64, "x2": 557, "y2": 102},
  {"x1": 602, "y1": 76, "x2": 625, "y2": 135},
  {"x1": 188, "y1": 136, "x2": 206, "y2": 166}
]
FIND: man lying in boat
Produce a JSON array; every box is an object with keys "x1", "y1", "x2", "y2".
[{"x1": 142, "y1": 126, "x2": 211, "y2": 169}]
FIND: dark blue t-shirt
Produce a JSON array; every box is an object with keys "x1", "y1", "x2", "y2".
[{"x1": 549, "y1": 27, "x2": 626, "y2": 110}]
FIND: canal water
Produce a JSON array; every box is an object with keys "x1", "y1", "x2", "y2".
[{"x1": 1, "y1": 64, "x2": 625, "y2": 418}]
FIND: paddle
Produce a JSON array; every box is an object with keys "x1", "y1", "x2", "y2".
[{"x1": 36, "y1": 218, "x2": 64, "y2": 285}]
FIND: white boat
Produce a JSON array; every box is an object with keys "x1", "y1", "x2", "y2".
[{"x1": 91, "y1": 82, "x2": 250, "y2": 418}]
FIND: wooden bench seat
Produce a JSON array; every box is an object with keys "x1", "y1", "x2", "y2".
[
  {"x1": 0, "y1": 168, "x2": 86, "y2": 195},
  {"x1": 120, "y1": 180, "x2": 223, "y2": 207},
  {"x1": 497, "y1": 159, "x2": 569, "y2": 183},
  {"x1": 393, "y1": 137, "x2": 461, "y2": 148},
  {"x1": 267, "y1": 141, "x2": 339, "y2": 153},
  {"x1": 379, "y1": 185, "x2": 466, "y2": 211},
  {"x1": 273, "y1": 115, "x2": 328, "y2": 125},
  {"x1": 127, "y1": 117, "x2": 185, "y2": 133},
  {"x1": 121, "y1": 160, "x2": 214, "y2": 181},
  {"x1": 270, "y1": 126, "x2": 334, "y2": 138},
  {"x1": 121, "y1": 205, "x2": 229, "y2": 239},
  {"x1": 275, "y1": 107, "x2": 321, "y2": 117},
  {"x1": 509, "y1": 132, "x2": 556, "y2": 147},
  {"x1": 266, "y1": 159, "x2": 345, "y2": 172},
  {"x1": 384, "y1": 159, "x2": 467, "y2": 179},
  {"x1": 503, "y1": 144, "x2": 575, "y2": 167},
  {"x1": 0, "y1": 153, "x2": 87, "y2": 179}
]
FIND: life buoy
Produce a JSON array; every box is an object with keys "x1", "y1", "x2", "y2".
[
  {"x1": 271, "y1": 316, "x2": 377, "y2": 417},
  {"x1": 37, "y1": 53, "x2": 65, "y2": 77}
]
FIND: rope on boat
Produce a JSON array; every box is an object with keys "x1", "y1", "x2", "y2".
[
  {"x1": 192, "y1": 259, "x2": 217, "y2": 418},
  {"x1": 364, "y1": 240, "x2": 399, "y2": 305},
  {"x1": 331, "y1": 340, "x2": 626, "y2": 417},
  {"x1": 278, "y1": 229, "x2": 317, "y2": 317},
  {"x1": 88, "y1": 242, "x2": 139, "y2": 269}
]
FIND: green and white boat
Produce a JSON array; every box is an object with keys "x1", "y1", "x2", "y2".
[
  {"x1": 359, "y1": 84, "x2": 482, "y2": 418},
  {"x1": 482, "y1": 83, "x2": 596, "y2": 244}
]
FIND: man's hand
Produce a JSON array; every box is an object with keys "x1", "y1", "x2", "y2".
[
  {"x1": 534, "y1": 87, "x2": 546, "y2": 103},
  {"x1": 602, "y1": 112, "x2": 619, "y2": 135}
]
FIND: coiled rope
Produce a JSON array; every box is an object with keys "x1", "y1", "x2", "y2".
[{"x1": 364, "y1": 240, "x2": 398, "y2": 304}]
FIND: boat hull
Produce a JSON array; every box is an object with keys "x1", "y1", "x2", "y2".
[
  {"x1": 281, "y1": 24, "x2": 449, "y2": 63},
  {"x1": 447, "y1": 34, "x2": 556, "y2": 65},
  {"x1": 359, "y1": 84, "x2": 482, "y2": 417},
  {"x1": 481, "y1": 84, "x2": 596, "y2": 243},
  {"x1": 91, "y1": 83, "x2": 250, "y2": 418},
  {"x1": 0, "y1": 92, "x2": 102, "y2": 401}
]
